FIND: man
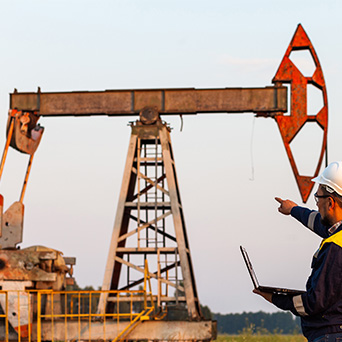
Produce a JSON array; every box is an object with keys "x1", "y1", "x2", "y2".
[{"x1": 254, "y1": 161, "x2": 342, "y2": 342}]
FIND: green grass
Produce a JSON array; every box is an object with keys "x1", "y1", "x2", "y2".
[{"x1": 215, "y1": 334, "x2": 306, "y2": 342}]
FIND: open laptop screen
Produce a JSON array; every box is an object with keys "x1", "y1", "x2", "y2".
[
  {"x1": 240, "y1": 245, "x2": 260, "y2": 289},
  {"x1": 240, "y1": 245, "x2": 305, "y2": 295}
]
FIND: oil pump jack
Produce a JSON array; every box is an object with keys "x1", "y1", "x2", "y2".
[{"x1": 0, "y1": 24, "x2": 328, "y2": 341}]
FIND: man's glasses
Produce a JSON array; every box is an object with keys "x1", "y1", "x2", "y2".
[{"x1": 314, "y1": 192, "x2": 331, "y2": 204}]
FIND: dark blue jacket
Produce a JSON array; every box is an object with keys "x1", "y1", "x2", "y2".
[{"x1": 272, "y1": 206, "x2": 342, "y2": 341}]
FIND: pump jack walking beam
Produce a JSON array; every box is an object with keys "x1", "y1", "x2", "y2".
[
  {"x1": 8, "y1": 25, "x2": 328, "y2": 203},
  {"x1": 10, "y1": 86, "x2": 286, "y2": 116}
]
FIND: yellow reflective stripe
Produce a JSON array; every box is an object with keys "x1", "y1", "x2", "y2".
[{"x1": 320, "y1": 230, "x2": 342, "y2": 251}]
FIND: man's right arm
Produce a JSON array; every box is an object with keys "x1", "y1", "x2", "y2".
[{"x1": 275, "y1": 197, "x2": 328, "y2": 238}]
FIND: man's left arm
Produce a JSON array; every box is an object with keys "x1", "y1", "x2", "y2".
[
  {"x1": 253, "y1": 289, "x2": 299, "y2": 316},
  {"x1": 270, "y1": 244, "x2": 342, "y2": 317}
]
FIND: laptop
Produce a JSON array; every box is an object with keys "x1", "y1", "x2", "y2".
[{"x1": 240, "y1": 245, "x2": 305, "y2": 295}]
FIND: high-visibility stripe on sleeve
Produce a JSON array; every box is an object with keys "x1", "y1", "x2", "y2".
[
  {"x1": 293, "y1": 295, "x2": 308, "y2": 316},
  {"x1": 307, "y1": 212, "x2": 318, "y2": 231}
]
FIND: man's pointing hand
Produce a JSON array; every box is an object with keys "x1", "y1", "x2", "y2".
[{"x1": 275, "y1": 197, "x2": 297, "y2": 215}]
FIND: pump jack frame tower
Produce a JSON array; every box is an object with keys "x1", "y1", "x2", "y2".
[{"x1": 99, "y1": 112, "x2": 201, "y2": 319}]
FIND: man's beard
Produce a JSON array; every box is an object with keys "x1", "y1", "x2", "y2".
[{"x1": 321, "y1": 216, "x2": 333, "y2": 227}]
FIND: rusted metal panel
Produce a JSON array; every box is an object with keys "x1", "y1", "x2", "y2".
[
  {"x1": 164, "y1": 89, "x2": 197, "y2": 112},
  {"x1": 0, "y1": 201, "x2": 24, "y2": 249},
  {"x1": 40, "y1": 91, "x2": 133, "y2": 115},
  {"x1": 132, "y1": 124, "x2": 160, "y2": 139},
  {"x1": 10, "y1": 92, "x2": 38, "y2": 111},
  {"x1": 165, "y1": 87, "x2": 288, "y2": 113},
  {"x1": 195, "y1": 88, "x2": 286, "y2": 112},
  {"x1": 11, "y1": 91, "x2": 133, "y2": 114},
  {"x1": 7, "y1": 110, "x2": 44, "y2": 155},
  {"x1": 0, "y1": 249, "x2": 57, "y2": 281},
  {"x1": 63, "y1": 257, "x2": 76, "y2": 265},
  {"x1": 272, "y1": 24, "x2": 328, "y2": 202},
  {"x1": 38, "y1": 320, "x2": 217, "y2": 341},
  {"x1": 134, "y1": 90, "x2": 164, "y2": 112},
  {"x1": 10, "y1": 87, "x2": 287, "y2": 116}
]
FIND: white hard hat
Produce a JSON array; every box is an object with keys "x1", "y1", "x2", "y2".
[{"x1": 312, "y1": 161, "x2": 342, "y2": 196}]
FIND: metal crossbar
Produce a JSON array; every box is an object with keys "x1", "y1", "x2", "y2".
[{"x1": 0, "y1": 261, "x2": 155, "y2": 342}]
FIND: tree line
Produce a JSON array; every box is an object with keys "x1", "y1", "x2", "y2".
[
  {"x1": 167, "y1": 303, "x2": 301, "y2": 335},
  {"x1": 212, "y1": 311, "x2": 301, "y2": 335}
]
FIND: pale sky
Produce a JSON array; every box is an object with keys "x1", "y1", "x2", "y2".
[{"x1": 0, "y1": 0, "x2": 342, "y2": 314}]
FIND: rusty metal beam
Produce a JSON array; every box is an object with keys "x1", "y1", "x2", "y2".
[
  {"x1": 37, "y1": 320, "x2": 217, "y2": 341},
  {"x1": 10, "y1": 87, "x2": 287, "y2": 116}
]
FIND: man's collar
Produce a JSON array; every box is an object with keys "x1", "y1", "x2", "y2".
[{"x1": 328, "y1": 221, "x2": 342, "y2": 235}]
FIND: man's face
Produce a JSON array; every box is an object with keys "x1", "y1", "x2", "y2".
[{"x1": 316, "y1": 185, "x2": 333, "y2": 226}]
